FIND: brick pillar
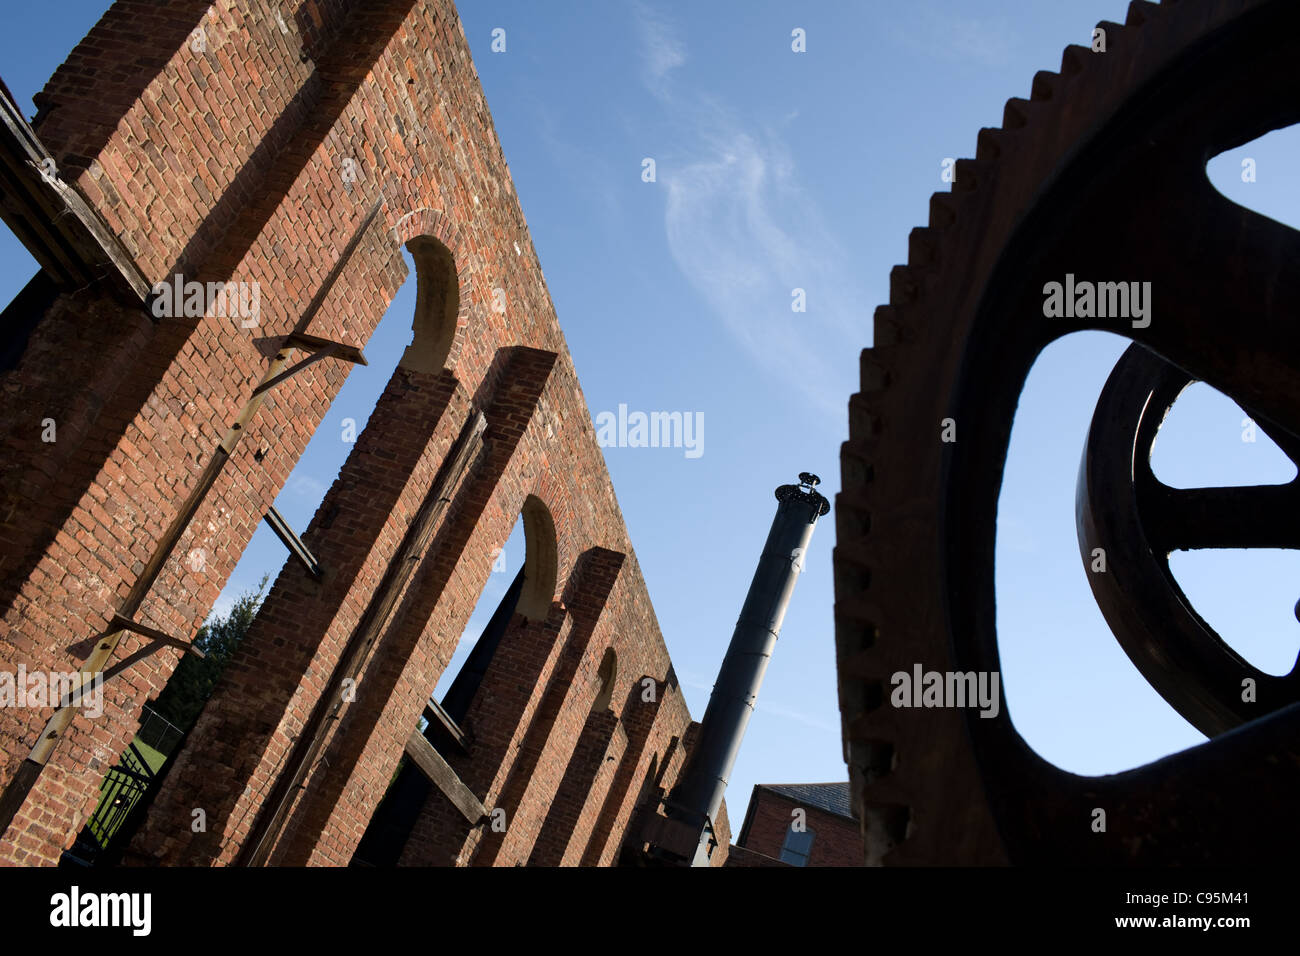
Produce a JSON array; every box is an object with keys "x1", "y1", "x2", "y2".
[
  {"x1": 397, "y1": 611, "x2": 570, "y2": 865},
  {"x1": 527, "y1": 708, "x2": 621, "y2": 866},
  {"x1": 469, "y1": 548, "x2": 624, "y2": 866},
  {"x1": 579, "y1": 681, "x2": 667, "y2": 866},
  {"x1": 261, "y1": 348, "x2": 558, "y2": 865},
  {"x1": 128, "y1": 366, "x2": 459, "y2": 865}
]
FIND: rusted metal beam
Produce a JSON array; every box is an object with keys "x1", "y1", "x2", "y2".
[{"x1": 265, "y1": 505, "x2": 322, "y2": 578}]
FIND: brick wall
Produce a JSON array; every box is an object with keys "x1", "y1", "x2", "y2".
[
  {"x1": 0, "y1": 0, "x2": 718, "y2": 866},
  {"x1": 732, "y1": 787, "x2": 862, "y2": 867}
]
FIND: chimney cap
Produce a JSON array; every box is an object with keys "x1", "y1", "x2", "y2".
[{"x1": 775, "y1": 472, "x2": 831, "y2": 516}]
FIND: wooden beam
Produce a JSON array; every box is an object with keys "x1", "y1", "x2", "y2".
[
  {"x1": 422, "y1": 699, "x2": 470, "y2": 755},
  {"x1": 404, "y1": 730, "x2": 487, "y2": 824},
  {"x1": 110, "y1": 614, "x2": 205, "y2": 658},
  {"x1": 284, "y1": 332, "x2": 368, "y2": 366},
  {"x1": 0, "y1": 85, "x2": 149, "y2": 300}
]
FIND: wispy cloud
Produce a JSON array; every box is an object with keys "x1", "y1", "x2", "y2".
[
  {"x1": 756, "y1": 698, "x2": 840, "y2": 733},
  {"x1": 893, "y1": 6, "x2": 1016, "y2": 67},
  {"x1": 629, "y1": 3, "x2": 864, "y2": 417},
  {"x1": 626, "y1": 5, "x2": 864, "y2": 415},
  {"x1": 632, "y1": 1, "x2": 685, "y2": 98},
  {"x1": 678, "y1": 673, "x2": 837, "y2": 732},
  {"x1": 285, "y1": 473, "x2": 327, "y2": 502},
  {"x1": 662, "y1": 119, "x2": 862, "y2": 416}
]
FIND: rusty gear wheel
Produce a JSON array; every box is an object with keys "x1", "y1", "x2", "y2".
[{"x1": 835, "y1": 0, "x2": 1300, "y2": 865}]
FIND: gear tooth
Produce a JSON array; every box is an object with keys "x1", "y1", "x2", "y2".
[
  {"x1": 952, "y1": 158, "x2": 987, "y2": 194},
  {"x1": 835, "y1": 612, "x2": 878, "y2": 661},
  {"x1": 835, "y1": 499, "x2": 871, "y2": 548},
  {"x1": 928, "y1": 193, "x2": 957, "y2": 230},
  {"x1": 1031, "y1": 69, "x2": 1059, "y2": 102},
  {"x1": 1060, "y1": 44, "x2": 1090, "y2": 76},
  {"x1": 975, "y1": 127, "x2": 1001, "y2": 162},
  {"x1": 907, "y1": 226, "x2": 937, "y2": 267},
  {"x1": 873, "y1": 303, "x2": 905, "y2": 345},
  {"x1": 859, "y1": 351, "x2": 889, "y2": 393},
  {"x1": 847, "y1": 393, "x2": 881, "y2": 444},
  {"x1": 832, "y1": 544, "x2": 871, "y2": 597},
  {"x1": 1002, "y1": 96, "x2": 1031, "y2": 130},
  {"x1": 889, "y1": 264, "x2": 921, "y2": 305},
  {"x1": 838, "y1": 441, "x2": 874, "y2": 492},
  {"x1": 1126, "y1": 0, "x2": 1160, "y2": 26},
  {"x1": 863, "y1": 802, "x2": 911, "y2": 865},
  {"x1": 856, "y1": 739, "x2": 900, "y2": 786}
]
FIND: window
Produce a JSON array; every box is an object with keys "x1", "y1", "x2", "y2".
[{"x1": 780, "y1": 825, "x2": 815, "y2": 866}]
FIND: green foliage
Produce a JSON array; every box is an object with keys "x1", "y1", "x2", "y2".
[{"x1": 150, "y1": 576, "x2": 268, "y2": 732}]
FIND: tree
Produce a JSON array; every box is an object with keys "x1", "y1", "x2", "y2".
[{"x1": 150, "y1": 576, "x2": 268, "y2": 732}]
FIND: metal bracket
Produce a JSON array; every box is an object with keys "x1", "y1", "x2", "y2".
[
  {"x1": 265, "y1": 505, "x2": 322, "y2": 578},
  {"x1": 252, "y1": 334, "x2": 367, "y2": 397},
  {"x1": 110, "y1": 614, "x2": 205, "y2": 659}
]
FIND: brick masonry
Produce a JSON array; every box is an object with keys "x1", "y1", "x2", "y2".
[
  {"x1": 728, "y1": 785, "x2": 861, "y2": 867},
  {"x1": 0, "y1": 0, "x2": 727, "y2": 867}
]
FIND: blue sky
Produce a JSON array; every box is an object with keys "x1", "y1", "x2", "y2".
[{"x1": 3, "y1": 1, "x2": 1298, "y2": 841}]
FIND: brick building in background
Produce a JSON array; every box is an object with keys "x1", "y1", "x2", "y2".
[
  {"x1": 728, "y1": 783, "x2": 860, "y2": 867},
  {"x1": 0, "y1": 0, "x2": 730, "y2": 867}
]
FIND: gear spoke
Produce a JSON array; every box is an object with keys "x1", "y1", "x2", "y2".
[
  {"x1": 1139, "y1": 479, "x2": 1300, "y2": 552},
  {"x1": 1126, "y1": 175, "x2": 1300, "y2": 439}
]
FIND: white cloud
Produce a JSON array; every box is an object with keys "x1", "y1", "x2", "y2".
[
  {"x1": 627, "y1": 7, "x2": 863, "y2": 415},
  {"x1": 632, "y1": 1, "x2": 685, "y2": 98},
  {"x1": 286, "y1": 473, "x2": 327, "y2": 502},
  {"x1": 894, "y1": 6, "x2": 1016, "y2": 67},
  {"x1": 662, "y1": 120, "x2": 863, "y2": 416},
  {"x1": 756, "y1": 697, "x2": 839, "y2": 733}
]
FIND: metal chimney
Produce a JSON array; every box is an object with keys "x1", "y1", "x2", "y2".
[{"x1": 655, "y1": 472, "x2": 830, "y2": 866}]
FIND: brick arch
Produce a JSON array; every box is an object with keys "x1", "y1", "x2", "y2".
[
  {"x1": 387, "y1": 207, "x2": 473, "y2": 374},
  {"x1": 517, "y1": 494, "x2": 557, "y2": 623}
]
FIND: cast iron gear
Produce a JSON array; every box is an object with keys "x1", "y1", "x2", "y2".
[{"x1": 835, "y1": 0, "x2": 1300, "y2": 865}]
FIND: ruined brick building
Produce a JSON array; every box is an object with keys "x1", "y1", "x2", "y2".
[
  {"x1": 0, "y1": 0, "x2": 730, "y2": 866},
  {"x1": 726, "y1": 783, "x2": 860, "y2": 867}
]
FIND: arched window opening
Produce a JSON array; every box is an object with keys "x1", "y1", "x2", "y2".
[
  {"x1": 517, "y1": 495, "x2": 557, "y2": 623},
  {"x1": 433, "y1": 494, "x2": 557, "y2": 714},
  {"x1": 399, "y1": 235, "x2": 459, "y2": 374},
  {"x1": 350, "y1": 497, "x2": 559, "y2": 866},
  {"x1": 68, "y1": 235, "x2": 445, "y2": 865}
]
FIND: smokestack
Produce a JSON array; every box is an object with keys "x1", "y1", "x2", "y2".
[{"x1": 652, "y1": 472, "x2": 829, "y2": 866}]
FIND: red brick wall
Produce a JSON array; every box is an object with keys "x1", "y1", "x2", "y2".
[
  {"x1": 0, "y1": 0, "x2": 719, "y2": 866},
  {"x1": 733, "y1": 789, "x2": 862, "y2": 867}
]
